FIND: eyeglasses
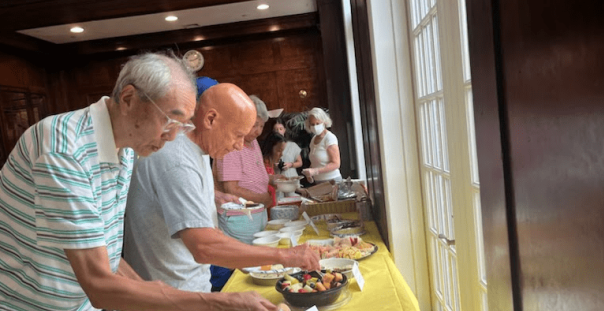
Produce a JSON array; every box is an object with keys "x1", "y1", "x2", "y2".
[{"x1": 134, "y1": 86, "x2": 196, "y2": 134}]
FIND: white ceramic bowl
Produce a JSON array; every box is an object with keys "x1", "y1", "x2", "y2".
[
  {"x1": 274, "y1": 177, "x2": 302, "y2": 193},
  {"x1": 265, "y1": 219, "x2": 291, "y2": 230},
  {"x1": 252, "y1": 235, "x2": 280, "y2": 247},
  {"x1": 283, "y1": 220, "x2": 308, "y2": 227},
  {"x1": 269, "y1": 205, "x2": 299, "y2": 221},
  {"x1": 275, "y1": 180, "x2": 298, "y2": 193},
  {"x1": 279, "y1": 227, "x2": 304, "y2": 235},
  {"x1": 253, "y1": 230, "x2": 278, "y2": 239},
  {"x1": 276, "y1": 231, "x2": 303, "y2": 245},
  {"x1": 319, "y1": 258, "x2": 357, "y2": 279}
]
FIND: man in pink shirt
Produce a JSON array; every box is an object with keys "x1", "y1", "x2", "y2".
[{"x1": 214, "y1": 95, "x2": 282, "y2": 244}]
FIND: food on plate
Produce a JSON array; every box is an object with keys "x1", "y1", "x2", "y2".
[
  {"x1": 276, "y1": 270, "x2": 348, "y2": 307},
  {"x1": 310, "y1": 213, "x2": 342, "y2": 223},
  {"x1": 260, "y1": 264, "x2": 284, "y2": 271},
  {"x1": 280, "y1": 272, "x2": 343, "y2": 293},
  {"x1": 324, "y1": 265, "x2": 353, "y2": 274},
  {"x1": 309, "y1": 237, "x2": 376, "y2": 259}
]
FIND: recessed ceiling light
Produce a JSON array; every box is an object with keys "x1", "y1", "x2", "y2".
[
  {"x1": 116, "y1": 47, "x2": 127, "y2": 51},
  {"x1": 257, "y1": 4, "x2": 269, "y2": 10},
  {"x1": 193, "y1": 36, "x2": 204, "y2": 42},
  {"x1": 165, "y1": 16, "x2": 178, "y2": 22},
  {"x1": 70, "y1": 26, "x2": 84, "y2": 33}
]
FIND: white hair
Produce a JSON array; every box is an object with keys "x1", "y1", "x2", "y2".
[
  {"x1": 249, "y1": 95, "x2": 269, "y2": 122},
  {"x1": 112, "y1": 52, "x2": 196, "y2": 104},
  {"x1": 305, "y1": 107, "x2": 332, "y2": 132}
]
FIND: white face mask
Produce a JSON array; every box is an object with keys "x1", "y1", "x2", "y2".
[{"x1": 311, "y1": 123, "x2": 325, "y2": 135}]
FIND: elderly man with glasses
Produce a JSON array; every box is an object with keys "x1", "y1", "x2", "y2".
[
  {"x1": 0, "y1": 54, "x2": 277, "y2": 311},
  {"x1": 123, "y1": 77, "x2": 320, "y2": 295}
]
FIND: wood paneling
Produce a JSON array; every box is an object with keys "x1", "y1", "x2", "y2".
[
  {"x1": 0, "y1": 51, "x2": 47, "y2": 89},
  {"x1": 317, "y1": 0, "x2": 355, "y2": 180},
  {"x1": 500, "y1": 0, "x2": 604, "y2": 309},
  {"x1": 468, "y1": 0, "x2": 604, "y2": 309},
  {"x1": 349, "y1": 0, "x2": 387, "y2": 247},
  {"x1": 200, "y1": 31, "x2": 327, "y2": 114},
  {"x1": 465, "y1": 0, "x2": 518, "y2": 309}
]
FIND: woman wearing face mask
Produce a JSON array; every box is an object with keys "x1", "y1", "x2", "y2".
[{"x1": 302, "y1": 107, "x2": 342, "y2": 184}]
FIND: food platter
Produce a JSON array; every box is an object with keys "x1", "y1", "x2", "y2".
[{"x1": 307, "y1": 238, "x2": 378, "y2": 261}]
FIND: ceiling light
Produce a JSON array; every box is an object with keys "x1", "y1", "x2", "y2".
[
  {"x1": 165, "y1": 16, "x2": 178, "y2": 22},
  {"x1": 116, "y1": 47, "x2": 127, "y2": 51},
  {"x1": 70, "y1": 26, "x2": 84, "y2": 33},
  {"x1": 257, "y1": 4, "x2": 269, "y2": 10}
]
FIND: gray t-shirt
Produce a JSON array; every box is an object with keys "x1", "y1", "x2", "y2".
[{"x1": 123, "y1": 134, "x2": 218, "y2": 292}]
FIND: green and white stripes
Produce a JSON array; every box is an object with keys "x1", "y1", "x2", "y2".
[{"x1": 0, "y1": 99, "x2": 133, "y2": 310}]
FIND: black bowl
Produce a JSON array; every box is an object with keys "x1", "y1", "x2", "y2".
[{"x1": 275, "y1": 270, "x2": 348, "y2": 307}]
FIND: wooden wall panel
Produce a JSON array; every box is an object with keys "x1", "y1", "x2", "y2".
[
  {"x1": 276, "y1": 67, "x2": 322, "y2": 113},
  {"x1": 0, "y1": 52, "x2": 46, "y2": 89},
  {"x1": 199, "y1": 32, "x2": 327, "y2": 114}
]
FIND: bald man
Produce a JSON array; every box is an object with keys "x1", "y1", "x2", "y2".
[{"x1": 123, "y1": 83, "x2": 320, "y2": 296}]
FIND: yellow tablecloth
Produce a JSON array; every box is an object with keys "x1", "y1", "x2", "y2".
[{"x1": 221, "y1": 213, "x2": 420, "y2": 311}]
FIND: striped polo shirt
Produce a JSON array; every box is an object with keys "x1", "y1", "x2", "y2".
[
  {"x1": 214, "y1": 139, "x2": 269, "y2": 194},
  {"x1": 0, "y1": 97, "x2": 134, "y2": 310}
]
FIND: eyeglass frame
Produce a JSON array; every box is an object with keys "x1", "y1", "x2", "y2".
[{"x1": 131, "y1": 84, "x2": 196, "y2": 134}]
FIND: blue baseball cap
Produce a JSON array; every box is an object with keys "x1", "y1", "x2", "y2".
[{"x1": 196, "y1": 76, "x2": 218, "y2": 99}]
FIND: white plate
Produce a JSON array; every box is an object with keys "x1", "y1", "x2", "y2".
[
  {"x1": 284, "y1": 220, "x2": 308, "y2": 227},
  {"x1": 242, "y1": 266, "x2": 293, "y2": 274}
]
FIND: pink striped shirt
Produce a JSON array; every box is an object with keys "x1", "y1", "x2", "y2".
[{"x1": 215, "y1": 139, "x2": 269, "y2": 194}]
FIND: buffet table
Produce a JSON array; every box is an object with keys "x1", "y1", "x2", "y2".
[{"x1": 221, "y1": 213, "x2": 420, "y2": 311}]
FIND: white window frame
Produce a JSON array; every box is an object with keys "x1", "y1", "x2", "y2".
[{"x1": 360, "y1": 1, "x2": 485, "y2": 310}]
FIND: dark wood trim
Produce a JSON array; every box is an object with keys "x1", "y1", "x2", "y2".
[
  {"x1": 316, "y1": 0, "x2": 356, "y2": 180},
  {"x1": 0, "y1": 32, "x2": 56, "y2": 55},
  {"x1": 348, "y1": 0, "x2": 388, "y2": 248},
  {"x1": 58, "y1": 13, "x2": 319, "y2": 56},
  {"x1": 0, "y1": 0, "x2": 251, "y2": 31},
  {"x1": 465, "y1": 0, "x2": 518, "y2": 309}
]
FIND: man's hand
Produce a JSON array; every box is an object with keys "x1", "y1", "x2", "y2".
[
  {"x1": 281, "y1": 243, "x2": 321, "y2": 271},
  {"x1": 215, "y1": 190, "x2": 241, "y2": 206},
  {"x1": 260, "y1": 192, "x2": 274, "y2": 209}
]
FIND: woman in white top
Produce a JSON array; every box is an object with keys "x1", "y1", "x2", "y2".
[
  {"x1": 273, "y1": 119, "x2": 303, "y2": 178},
  {"x1": 302, "y1": 107, "x2": 342, "y2": 183}
]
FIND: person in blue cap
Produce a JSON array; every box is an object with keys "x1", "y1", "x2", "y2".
[
  {"x1": 196, "y1": 76, "x2": 219, "y2": 100},
  {"x1": 123, "y1": 77, "x2": 321, "y2": 296}
]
